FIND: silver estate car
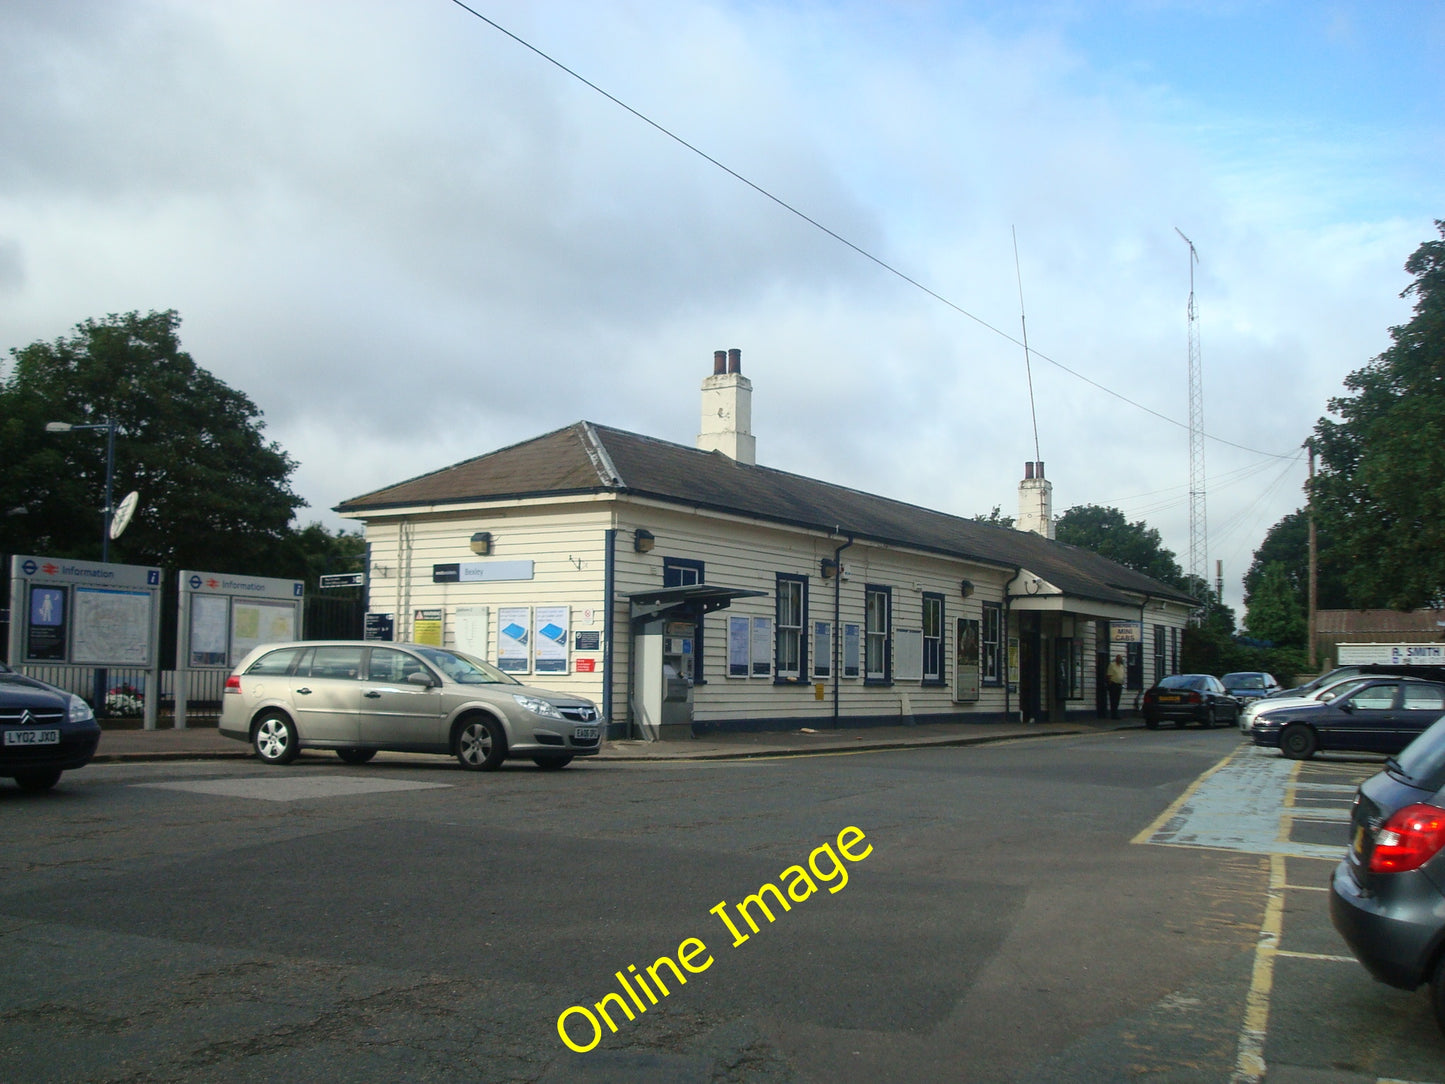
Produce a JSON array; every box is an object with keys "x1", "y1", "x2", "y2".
[{"x1": 219, "y1": 641, "x2": 601, "y2": 770}]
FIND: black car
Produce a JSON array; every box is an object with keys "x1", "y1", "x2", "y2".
[
  {"x1": 1251, "y1": 676, "x2": 1445, "y2": 760},
  {"x1": 1141, "y1": 674, "x2": 1239, "y2": 729},
  {"x1": 1330, "y1": 714, "x2": 1445, "y2": 1033},
  {"x1": 0, "y1": 663, "x2": 101, "y2": 791}
]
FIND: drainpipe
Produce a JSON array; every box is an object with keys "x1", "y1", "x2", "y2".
[
  {"x1": 1003, "y1": 566, "x2": 1024, "y2": 722},
  {"x1": 831, "y1": 531, "x2": 854, "y2": 729},
  {"x1": 603, "y1": 528, "x2": 617, "y2": 740}
]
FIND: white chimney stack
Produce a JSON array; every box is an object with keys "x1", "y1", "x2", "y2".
[
  {"x1": 697, "y1": 348, "x2": 756, "y2": 465},
  {"x1": 1017, "y1": 460, "x2": 1054, "y2": 538}
]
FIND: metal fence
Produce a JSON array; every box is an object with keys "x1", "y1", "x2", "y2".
[{"x1": 12, "y1": 664, "x2": 230, "y2": 720}]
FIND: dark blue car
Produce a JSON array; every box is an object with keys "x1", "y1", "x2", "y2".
[
  {"x1": 1250, "y1": 676, "x2": 1445, "y2": 760},
  {"x1": 0, "y1": 663, "x2": 102, "y2": 791}
]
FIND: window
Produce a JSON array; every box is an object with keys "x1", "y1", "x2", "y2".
[
  {"x1": 1404, "y1": 684, "x2": 1445, "y2": 711},
  {"x1": 865, "y1": 585, "x2": 892, "y2": 683},
  {"x1": 1153, "y1": 626, "x2": 1166, "y2": 685},
  {"x1": 922, "y1": 593, "x2": 945, "y2": 684},
  {"x1": 1055, "y1": 637, "x2": 1083, "y2": 700},
  {"x1": 368, "y1": 647, "x2": 428, "y2": 683},
  {"x1": 1350, "y1": 682, "x2": 1398, "y2": 711},
  {"x1": 812, "y1": 621, "x2": 832, "y2": 679},
  {"x1": 843, "y1": 623, "x2": 861, "y2": 679},
  {"x1": 1125, "y1": 642, "x2": 1143, "y2": 690},
  {"x1": 663, "y1": 558, "x2": 703, "y2": 587},
  {"x1": 309, "y1": 645, "x2": 364, "y2": 680},
  {"x1": 775, "y1": 574, "x2": 807, "y2": 681},
  {"x1": 981, "y1": 603, "x2": 1003, "y2": 685}
]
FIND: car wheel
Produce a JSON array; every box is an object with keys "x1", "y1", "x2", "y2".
[
  {"x1": 1280, "y1": 723, "x2": 1317, "y2": 760},
  {"x1": 14, "y1": 769, "x2": 62, "y2": 791},
  {"x1": 454, "y1": 716, "x2": 506, "y2": 771},
  {"x1": 533, "y1": 754, "x2": 573, "y2": 770},
  {"x1": 1145, "y1": 716, "x2": 1159, "y2": 730},
  {"x1": 336, "y1": 748, "x2": 376, "y2": 765},
  {"x1": 253, "y1": 712, "x2": 299, "y2": 765},
  {"x1": 1431, "y1": 952, "x2": 1445, "y2": 1036}
]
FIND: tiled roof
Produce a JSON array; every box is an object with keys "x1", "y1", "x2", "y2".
[{"x1": 337, "y1": 422, "x2": 1197, "y2": 608}]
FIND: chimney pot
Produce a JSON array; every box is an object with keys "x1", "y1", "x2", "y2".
[
  {"x1": 727, "y1": 347, "x2": 741, "y2": 374},
  {"x1": 713, "y1": 350, "x2": 727, "y2": 375},
  {"x1": 1024, "y1": 462, "x2": 1034, "y2": 480},
  {"x1": 1035, "y1": 461, "x2": 1045, "y2": 479}
]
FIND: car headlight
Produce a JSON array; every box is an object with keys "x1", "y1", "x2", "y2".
[
  {"x1": 67, "y1": 694, "x2": 95, "y2": 723},
  {"x1": 512, "y1": 694, "x2": 565, "y2": 720}
]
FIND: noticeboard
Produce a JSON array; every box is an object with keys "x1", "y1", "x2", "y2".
[
  {"x1": 9, "y1": 555, "x2": 163, "y2": 668},
  {"x1": 178, "y1": 570, "x2": 304, "y2": 669}
]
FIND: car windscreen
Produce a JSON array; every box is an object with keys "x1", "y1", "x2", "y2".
[
  {"x1": 1390, "y1": 715, "x2": 1445, "y2": 792},
  {"x1": 414, "y1": 646, "x2": 520, "y2": 685},
  {"x1": 1224, "y1": 674, "x2": 1266, "y2": 690}
]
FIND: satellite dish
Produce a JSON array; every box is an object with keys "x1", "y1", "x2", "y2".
[{"x1": 110, "y1": 490, "x2": 139, "y2": 540}]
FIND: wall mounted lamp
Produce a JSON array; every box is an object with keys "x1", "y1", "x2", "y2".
[
  {"x1": 820, "y1": 558, "x2": 838, "y2": 579},
  {"x1": 960, "y1": 579, "x2": 974, "y2": 597},
  {"x1": 633, "y1": 529, "x2": 655, "y2": 554},
  {"x1": 469, "y1": 531, "x2": 493, "y2": 556}
]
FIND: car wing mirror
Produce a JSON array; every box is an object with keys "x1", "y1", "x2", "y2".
[{"x1": 407, "y1": 671, "x2": 438, "y2": 688}]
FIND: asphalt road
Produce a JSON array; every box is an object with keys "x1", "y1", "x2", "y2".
[{"x1": 1, "y1": 727, "x2": 1442, "y2": 1082}]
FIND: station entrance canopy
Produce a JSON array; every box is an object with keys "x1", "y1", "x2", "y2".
[{"x1": 627, "y1": 585, "x2": 765, "y2": 624}]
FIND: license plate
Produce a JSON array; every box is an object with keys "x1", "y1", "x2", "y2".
[
  {"x1": 1158, "y1": 694, "x2": 1181, "y2": 703},
  {"x1": 574, "y1": 727, "x2": 599, "y2": 740},
  {"x1": 1353, "y1": 824, "x2": 1367, "y2": 856},
  {"x1": 4, "y1": 729, "x2": 60, "y2": 746}
]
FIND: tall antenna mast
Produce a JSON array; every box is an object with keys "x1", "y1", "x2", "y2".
[
  {"x1": 1013, "y1": 226, "x2": 1042, "y2": 464},
  {"x1": 1175, "y1": 227, "x2": 1208, "y2": 603}
]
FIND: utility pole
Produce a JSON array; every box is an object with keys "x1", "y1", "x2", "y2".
[{"x1": 1307, "y1": 438, "x2": 1318, "y2": 670}]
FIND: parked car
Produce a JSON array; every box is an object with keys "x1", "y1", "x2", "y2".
[
  {"x1": 0, "y1": 662, "x2": 102, "y2": 791},
  {"x1": 1270, "y1": 664, "x2": 1445, "y2": 702},
  {"x1": 1142, "y1": 674, "x2": 1239, "y2": 729},
  {"x1": 1238, "y1": 673, "x2": 1374, "y2": 733},
  {"x1": 1221, "y1": 671, "x2": 1280, "y2": 704},
  {"x1": 218, "y1": 641, "x2": 601, "y2": 770},
  {"x1": 1329, "y1": 714, "x2": 1445, "y2": 1033},
  {"x1": 1251, "y1": 676, "x2": 1445, "y2": 759}
]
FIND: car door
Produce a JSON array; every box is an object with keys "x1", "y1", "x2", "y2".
[
  {"x1": 1330, "y1": 680, "x2": 1400, "y2": 752},
  {"x1": 357, "y1": 647, "x2": 447, "y2": 750},
  {"x1": 288, "y1": 645, "x2": 365, "y2": 744},
  {"x1": 1393, "y1": 682, "x2": 1445, "y2": 750}
]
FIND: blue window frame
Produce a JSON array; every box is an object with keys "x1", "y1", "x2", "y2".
[
  {"x1": 865, "y1": 584, "x2": 892, "y2": 684},
  {"x1": 775, "y1": 573, "x2": 807, "y2": 681},
  {"x1": 922, "y1": 592, "x2": 945, "y2": 685}
]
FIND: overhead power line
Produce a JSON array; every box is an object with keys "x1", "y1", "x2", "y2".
[{"x1": 445, "y1": 0, "x2": 1297, "y2": 461}]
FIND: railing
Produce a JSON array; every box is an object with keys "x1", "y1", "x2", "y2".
[{"x1": 12, "y1": 665, "x2": 228, "y2": 721}]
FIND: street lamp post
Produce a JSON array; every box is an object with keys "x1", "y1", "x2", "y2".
[
  {"x1": 45, "y1": 419, "x2": 117, "y2": 560},
  {"x1": 45, "y1": 417, "x2": 119, "y2": 712}
]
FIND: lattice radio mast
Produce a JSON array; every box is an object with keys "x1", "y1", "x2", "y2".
[{"x1": 1176, "y1": 227, "x2": 1208, "y2": 601}]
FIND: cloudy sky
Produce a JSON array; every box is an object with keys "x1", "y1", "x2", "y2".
[{"x1": 3, "y1": 1, "x2": 1441, "y2": 617}]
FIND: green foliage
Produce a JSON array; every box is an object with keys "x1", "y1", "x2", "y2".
[
  {"x1": 1055, "y1": 504, "x2": 1186, "y2": 589},
  {"x1": 1244, "y1": 562, "x2": 1307, "y2": 647},
  {"x1": 1243, "y1": 509, "x2": 1350, "y2": 612},
  {"x1": 1312, "y1": 221, "x2": 1445, "y2": 610},
  {"x1": 972, "y1": 505, "x2": 1015, "y2": 528},
  {"x1": 0, "y1": 310, "x2": 304, "y2": 574},
  {"x1": 283, "y1": 522, "x2": 367, "y2": 590}
]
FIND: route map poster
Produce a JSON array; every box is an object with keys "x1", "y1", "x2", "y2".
[{"x1": 72, "y1": 587, "x2": 152, "y2": 666}]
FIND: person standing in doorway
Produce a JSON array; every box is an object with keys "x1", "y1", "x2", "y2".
[{"x1": 1106, "y1": 654, "x2": 1126, "y2": 719}]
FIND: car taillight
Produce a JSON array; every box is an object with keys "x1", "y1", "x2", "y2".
[
  {"x1": 1186, "y1": 691, "x2": 1201, "y2": 703},
  {"x1": 224, "y1": 674, "x2": 242, "y2": 695},
  {"x1": 1369, "y1": 804, "x2": 1445, "y2": 873}
]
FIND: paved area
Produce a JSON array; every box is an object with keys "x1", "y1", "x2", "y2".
[{"x1": 90, "y1": 715, "x2": 1138, "y2": 763}]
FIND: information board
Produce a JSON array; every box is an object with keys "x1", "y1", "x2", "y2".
[{"x1": 73, "y1": 587, "x2": 152, "y2": 665}]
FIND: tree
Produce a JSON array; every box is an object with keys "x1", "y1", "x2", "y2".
[
  {"x1": 972, "y1": 506, "x2": 1015, "y2": 528},
  {"x1": 1244, "y1": 562, "x2": 1307, "y2": 647},
  {"x1": 1055, "y1": 504, "x2": 1186, "y2": 588},
  {"x1": 1312, "y1": 221, "x2": 1445, "y2": 609},
  {"x1": 1243, "y1": 509, "x2": 1350, "y2": 613},
  {"x1": 0, "y1": 310, "x2": 304, "y2": 573}
]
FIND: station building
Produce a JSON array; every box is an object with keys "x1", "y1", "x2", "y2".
[{"x1": 336, "y1": 350, "x2": 1195, "y2": 739}]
